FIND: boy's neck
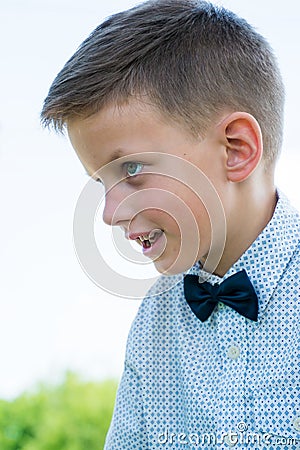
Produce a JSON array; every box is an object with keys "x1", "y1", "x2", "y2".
[{"x1": 204, "y1": 184, "x2": 278, "y2": 278}]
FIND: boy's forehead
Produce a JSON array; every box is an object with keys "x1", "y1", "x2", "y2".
[
  {"x1": 68, "y1": 100, "x2": 152, "y2": 144},
  {"x1": 67, "y1": 99, "x2": 203, "y2": 170},
  {"x1": 68, "y1": 98, "x2": 177, "y2": 135}
]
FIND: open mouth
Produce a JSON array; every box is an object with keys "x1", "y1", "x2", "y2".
[{"x1": 136, "y1": 229, "x2": 164, "y2": 250}]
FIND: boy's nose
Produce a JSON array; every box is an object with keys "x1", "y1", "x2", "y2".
[{"x1": 102, "y1": 186, "x2": 132, "y2": 227}]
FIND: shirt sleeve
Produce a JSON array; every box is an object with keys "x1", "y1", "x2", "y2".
[{"x1": 104, "y1": 360, "x2": 148, "y2": 450}]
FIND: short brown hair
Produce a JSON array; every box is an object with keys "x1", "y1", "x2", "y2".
[{"x1": 41, "y1": 0, "x2": 285, "y2": 164}]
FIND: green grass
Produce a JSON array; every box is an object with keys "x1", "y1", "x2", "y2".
[{"x1": 0, "y1": 373, "x2": 118, "y2": 450}]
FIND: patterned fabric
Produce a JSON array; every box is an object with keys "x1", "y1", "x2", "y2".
[{"x1": 104, "y1": 191, "x2": 300, "y2": 450}]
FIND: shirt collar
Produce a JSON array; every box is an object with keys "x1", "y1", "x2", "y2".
[{"x1": 188, "y1": 190, "x2": 300, "y2": 320}]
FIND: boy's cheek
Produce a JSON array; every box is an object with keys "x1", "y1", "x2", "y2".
[{"x1": 142, "y1": 209, "x2": 211, "y2": 273}]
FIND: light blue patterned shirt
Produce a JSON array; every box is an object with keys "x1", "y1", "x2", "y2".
[{"x1": 105, "y1": 191, "x2": 300, "y2": 449}]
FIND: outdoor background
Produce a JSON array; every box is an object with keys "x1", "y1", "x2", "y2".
[{"x1": 1, "y1": 0, "x2": 299, "y2": 419}]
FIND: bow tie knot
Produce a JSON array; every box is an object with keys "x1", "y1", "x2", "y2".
[{"x1": 184, "y1": 269, "x2": 258, "y2": 322}]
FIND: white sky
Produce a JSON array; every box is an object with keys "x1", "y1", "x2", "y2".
[{"x1": 0, "y1": 0, "x2": 299, "y2": 399}]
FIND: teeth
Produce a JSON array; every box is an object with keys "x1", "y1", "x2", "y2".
[
  {"x1": 138, "y1": 229, "x2": 163, "y2": 244},
  {"x1": 138, "y1": 235, "x2": 148, "y2": 242}
]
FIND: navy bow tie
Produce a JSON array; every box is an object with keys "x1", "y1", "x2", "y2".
[{"x1": 184, "y1": 269, "x2": 258, "y2": 322}]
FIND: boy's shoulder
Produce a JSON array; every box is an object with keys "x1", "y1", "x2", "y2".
[
  {"x1": 124, "y1": 273, "x2": 188, "y2": 356},
  {"x1": 138, "y1": 272, "x2": 186, "y2": 319},
  {"x1": 277, "y1": 191, "x2": 300, "y2": 257}
]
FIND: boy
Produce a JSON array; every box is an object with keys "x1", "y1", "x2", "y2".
[{"x1": 41, "y1": 0, "x2": 299, "y2": 448}]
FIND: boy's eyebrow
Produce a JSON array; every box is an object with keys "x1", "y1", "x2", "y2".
[
  {"x1": 108, "y1": 148, "x2": 126, "y2": 162},
  {"x1": 85, "y1": 148, "x2": 128, "y2": 178}
]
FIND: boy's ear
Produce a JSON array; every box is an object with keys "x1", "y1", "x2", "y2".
[{"x1": 216, "y1": 112, "x2": 263, "y2": 182}]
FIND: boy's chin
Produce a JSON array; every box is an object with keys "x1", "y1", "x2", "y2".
[{"x1": 153, "y1": 257, "x2": 197, "y2": 276}]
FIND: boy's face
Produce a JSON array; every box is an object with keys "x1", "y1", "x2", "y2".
[{"x1": 68, "y1": 100, "x2": 227, "y2": 275}]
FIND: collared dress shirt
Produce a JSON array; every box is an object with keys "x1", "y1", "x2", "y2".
[{"x1": 104, "y1": 191, "x2": 300, "y2": 449}]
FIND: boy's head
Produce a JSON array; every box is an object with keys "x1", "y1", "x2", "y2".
[
  {"x1": 41, "y1": 0, "x2": 285, "y2": 276},
  {"x1": 41, "y1": 0, "x2": 284, "y2": 165}
]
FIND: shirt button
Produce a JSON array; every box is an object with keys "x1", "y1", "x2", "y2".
[
  {"x1": 293, "y1": 417, "x2": 300, "y2": 431},
  {"x1": 227, "y1": 345, "x2": 240, "y2": 360}
]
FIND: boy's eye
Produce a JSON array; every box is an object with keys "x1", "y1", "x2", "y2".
[{"x1": 124, "y1": 162, "x2": 144, "y2": 177}]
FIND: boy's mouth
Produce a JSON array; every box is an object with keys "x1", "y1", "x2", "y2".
[
  {"x1": 136, "y1": 229, "x2": 164, "y2": 249},
  {"x1": 127, "y1": 229, "x2": 164, "y2": 252}
]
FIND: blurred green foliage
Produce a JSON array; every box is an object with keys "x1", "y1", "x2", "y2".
[{"x1": 0, "y1": 373, "x2": 117, "y2": 450}]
